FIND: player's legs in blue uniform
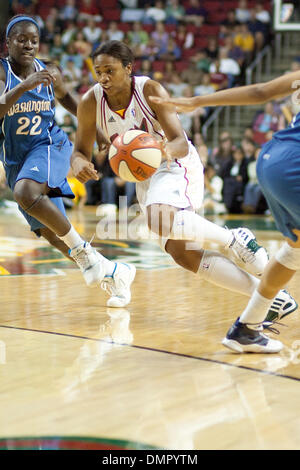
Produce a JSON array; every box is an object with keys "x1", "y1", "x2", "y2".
[{"x1": 223, "y1": 140, "x2": 300, "y2": 353}]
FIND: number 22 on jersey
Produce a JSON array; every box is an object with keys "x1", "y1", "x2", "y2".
[{"x1": 16, "y1": 115, "x2": 42, "y2": 136}]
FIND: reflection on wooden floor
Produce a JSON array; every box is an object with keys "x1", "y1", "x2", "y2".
[{"x1": 0, "y1": 204, "x2": 299, "y2": 450}]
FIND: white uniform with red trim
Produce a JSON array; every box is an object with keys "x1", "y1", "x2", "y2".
[{"x1": 94, "y1": 75, "x2": 204, "y2": 216}]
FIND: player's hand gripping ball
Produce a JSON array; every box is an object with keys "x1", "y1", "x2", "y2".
[{"x1": 108, "y1": 130, "x2": 162, "y2": 182}]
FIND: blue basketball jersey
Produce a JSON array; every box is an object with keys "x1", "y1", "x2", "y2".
[
  {"x1": 273, "y1": 111, "x2": 300, "y2": 143},
  {"x1": 0, "y1": 57, "x2": 68, "y2": 166}
]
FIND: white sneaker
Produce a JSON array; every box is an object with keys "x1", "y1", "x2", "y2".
[
  {"x1": 264, "y1": 289, "x2": 298, "y2": 326},
  {"x1": 222, "y1": 317, "x2": 283, "y2": 353},
  {"x1": 70, "y1": 242, "x2": 105, "y2": 287},
  {"x1": 101, "y1": 263, "x2": 136, "y2": 307},
  {"x1": 228, "y1": 227, "x2": 269, "y2": 276}
]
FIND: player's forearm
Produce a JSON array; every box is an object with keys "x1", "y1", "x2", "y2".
[
  {"x1": 191, "y1": 84, "x2": 269, "y2": 108},
  {"x1": 0, "y1": 82, "x2": 28, "y2": 119},
  {"x1": 58, "y1": 92, "x2": 78, "y2": 117}
]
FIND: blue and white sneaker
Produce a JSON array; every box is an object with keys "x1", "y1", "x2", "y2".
[
  {"x1": 70, "y1": 242, "x2": 106, "y2": 287},
  {"x1": 264, "y1": 290, "x2": 298, "y2": 326},
  {"x1": 228, "y1": 227, "x2": 269, "y2": 276},
  {"x1": 222, "y1": 317, "x2": 283, "y2": 353},
  {"x1": 101, "y1": 263, "x2": 136, "y2": 307}
]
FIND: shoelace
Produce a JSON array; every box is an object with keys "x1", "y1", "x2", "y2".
[
  {"x1": 101, "y1": 275, "x2": 126, "y2": 298},
  {"x1": 248, "y1": 320, "x2": 288, "y2": 335}
]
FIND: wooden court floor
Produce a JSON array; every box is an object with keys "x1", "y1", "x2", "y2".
[{"x1": 0, "y1": 203, "x2": 300, "y2": 450}]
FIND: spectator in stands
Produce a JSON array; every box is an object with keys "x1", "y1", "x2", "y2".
[
  {"x1": 243, "y1": 147, "x2": 268, "y2": 214},
  {"x1": 184, "y1": 0, "x2": 208, "y2": 28},
  {"x1": 41, "y1": 19, "x2": 57, "y2": 46},
  {"x1": 143, "y1": 1, "x2": 167, "y2": 24},
  {"x1": 221, "y1": 146, "x2": 250, "y2": 214},
  {"x1": 210, "y1": 131, "x2": 235, "y2": 175},
  {"x1": 172, "y1": 22, "x2": 194, "y2": 50},
  {"x1": 60, "y1": 114, "x2": 77, "y2": 138},
  {"x1": 209, "y1": 60, "x2": 228, "y2": 90},
  {"x1": 139, "y1": 36, "x2": 160, "y2": 61},
  {"x1": 203, "y1": 163, "x2": 227, "y2": 215},
  {"x1": 165, "y1": 0, "x2": 185, "y2": 25},
  {"x1": 73, "y1": 30, "x2": 93, "y2": 58},
  {"x1": 241, "y1": 137, "x2": 256, "y2": 162},
  {"x1": 243, "y1": 126, "x2": 255, "y2": 141},
  {"x1": 220, "y1": 9, "x2": 240, "y2": 37},
  {"x1": 252, "y1": 102, "x2": 284, "y2": 145},
  {"x1": 106, "y1": 21, "x2": 125, "y2": 42},
  {"x1": 127, "y1": 21, "x2": 149, "y2": 51},
  {"x1": 151, "y1": 22, "x2": 169, "y2": 51},
  {"x1": 209, "y1": 47, "x2": 240, "y2": 88},
  {"x1": 233, "y1": 23, "x2": 255, "y2": 63},
  {"x1": 77, "y1": 72, "x2": 93, "y2": 96},
  {"x1": 49, "y1": 33, "x2": 64, "y2": 62},
  {"x1": 194, "y1": 50, "x2": 211, "y2": 74},
  {"x1": 78, "y1": 0, "x2": 102, "y2": 23},
  {"x1": 63, "y1": 58, "x2": 82, "y2": 91},
  {"x1": 61, "y1": 42, "x2": 83, "y2": 70},
  {"x1": 193, "y1": 132, "x2": 209, "y2": 167},
  {"x1": 205, "y1": 36, "x2": 219, "y2": 61},
  {"x1": 61, "y1": 21, "x2": 77, "y2": 46},
  {"x1": 166, "y1": 72, "x2": 188, "y2": 97},
  {"x1": 59, "y1": 0, "x2": 78, "y2": 23},
  {"x1": 255, "y1": 1, "x2": 271, "y2": 24},
  {"x1": 163, "y1": 61, "x2": 176, "y2": 85},
  {"x1": 135, "y1": 59, "x2": 154, "y2": 78},
  {"x1": 247, "y1": 8, "x2": 269, "y2": 51},
  {"x1": 235, "y1": 0, "x2": 251, "y2": 23},
  {"x1": 157, "y1": 37, "x2": 182, "y2": 62},
  {"x1": 223, "y1": 34, "x2": 245, "y2": 68},
  {"x1": 181, "y1": 57, "x2": 204, "y2": 87},
  {"x1": 83, "y1": 18, "x2": 102, "y2": 45}
]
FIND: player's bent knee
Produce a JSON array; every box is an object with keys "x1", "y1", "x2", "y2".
[
  {"x1": 13, "y1": 180, "x2": 43, "y2": 211},
  {"x1": 275, "y1": 241, "x2": 300, "y2": 271}
]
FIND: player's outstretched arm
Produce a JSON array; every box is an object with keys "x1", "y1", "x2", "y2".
[{"x1": 149, "y1": 70, "x2": 300, "y2": 113}]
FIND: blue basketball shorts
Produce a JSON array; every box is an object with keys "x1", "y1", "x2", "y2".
[
  {"x1": 257, "y1": 138, "x2": 300, "y2": 242},
  {"x1": 4, "y1": 137, "x2": 74, "y2": 234}
]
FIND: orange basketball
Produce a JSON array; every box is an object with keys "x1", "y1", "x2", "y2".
[{"x1": 108, "y1": 130, "x2": 162, "y2": 183}]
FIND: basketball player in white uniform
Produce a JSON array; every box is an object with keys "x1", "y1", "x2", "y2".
[{"x1": 71, "y1": 40, "x2": 296, "y2": 328}]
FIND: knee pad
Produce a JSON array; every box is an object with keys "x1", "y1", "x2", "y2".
[{"x1": 275, "y1": 242, "x2": 300, "y2": 271}]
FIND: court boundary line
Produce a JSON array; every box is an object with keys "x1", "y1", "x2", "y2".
[{"x1": 0, "y1": 323, "x2": 299, "y2": 383}]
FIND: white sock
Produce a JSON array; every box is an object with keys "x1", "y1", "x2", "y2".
[
  {"x1": 198, "y1": 250, "x2": 259, "y2": 296},
  {"x1": 59, "y1": 226, "x2": 116, "y2": 276},
  {"x1": 170, "y1": 210, "x2": 233, "y2": 247},
  {"x1": 240, "y1": 289, "x2": 274, "y2": 325},
  {"x1": 59, "y1": 226, "x2": 85, "y2": 250}
]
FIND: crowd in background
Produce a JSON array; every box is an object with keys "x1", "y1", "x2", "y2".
[{"x1": 0, "y1": 0, "x2": 295, "y2": 217}]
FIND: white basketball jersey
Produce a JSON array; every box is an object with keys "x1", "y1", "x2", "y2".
[
  {"x1": 93, "y1": 75, "x2": 165, "y2": 143},
  {"x1": 93, "y1": 75, "x2": 204, "y2": 215}
]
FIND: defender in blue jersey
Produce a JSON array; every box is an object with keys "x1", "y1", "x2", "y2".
[
  {"x1": 0, "y1": 15, "x2": 136, "y2": 305},
  {"x1": 150, "y1": 67, "x2": 300, "y2": 353}
]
